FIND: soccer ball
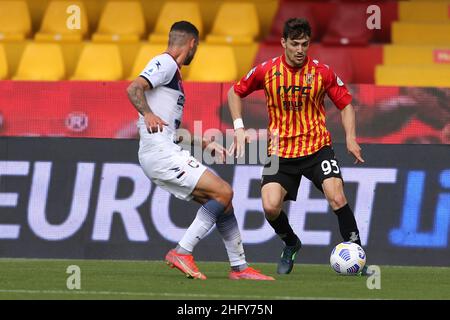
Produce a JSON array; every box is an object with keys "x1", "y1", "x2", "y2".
[{"x1": 330, "y1": 242, "x2": 366, "y2": 275}]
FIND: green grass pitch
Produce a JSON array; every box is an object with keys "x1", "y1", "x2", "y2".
[{"x1": 0, "y1": 258, "x2": 449, "y2": 300}]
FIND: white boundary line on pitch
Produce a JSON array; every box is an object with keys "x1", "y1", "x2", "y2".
[{"x1": 0, "y1": 289, "x2": 373, "y2": 300}]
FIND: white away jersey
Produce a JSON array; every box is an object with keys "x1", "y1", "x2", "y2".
[{"x1": 138, "y1": 53, "x2": 185, "y2": 145}]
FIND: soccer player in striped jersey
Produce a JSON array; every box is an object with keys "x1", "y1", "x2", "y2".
[{"x1": 228, "y1": 18, "x2": 371, "y2": 275}]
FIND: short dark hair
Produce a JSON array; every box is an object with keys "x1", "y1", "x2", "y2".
[
  {"x1": 283, "y1": 18, "x2": 311, "y2": 40},
  {"x1": 170, "y1": 21, "x2": 199, "y2": 39}
]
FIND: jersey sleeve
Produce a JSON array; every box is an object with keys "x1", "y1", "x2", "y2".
[
  {"x1": 139, "y1": 55, "x2": 177, "y2": 88},
  {"x1": 324, "y1": 67, "x2": 352, "y2": 110},
  {"x1": 233, "y1": 63, "x2": 266, "y2": 98}
]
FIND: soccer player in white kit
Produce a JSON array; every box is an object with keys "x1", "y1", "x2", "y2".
[{"x1": 127, "y1": 21, "x2": 273, "y2": 280}]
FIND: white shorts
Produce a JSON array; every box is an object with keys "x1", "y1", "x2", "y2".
[{"x1": 138, "y1": 141, "x2": 207, "y2": 201}]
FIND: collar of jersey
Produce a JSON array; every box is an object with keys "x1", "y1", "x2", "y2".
[
  {"x1": 163, "y1": 51, "x2": 181, "y2": 69},
  {"x1": 281, "y1": 54, "x2": 309, "y2": 73}
]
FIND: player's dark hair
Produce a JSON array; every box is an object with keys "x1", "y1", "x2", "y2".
[
  {"x1": 170, "y1": 21, "x2": 199, "y2": 39},
  {"x1": 283, "y1": 18, "x2": 311, "y2": 40}
]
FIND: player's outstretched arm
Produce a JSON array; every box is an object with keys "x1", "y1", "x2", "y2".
[
  {"x1": 127, "y1": 77, "x2": 168, "y2": 133},
  {"x1": 341, "y1": 104, "x2": 365, "y2": 164}
]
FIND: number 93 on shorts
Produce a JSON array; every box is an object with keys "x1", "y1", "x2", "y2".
[{"x1": 261, "y1": 145, "x2": 343, "y2": 201}]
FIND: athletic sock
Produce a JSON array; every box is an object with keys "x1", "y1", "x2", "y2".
[
  {"x1": 266, "y1": 210, "x2": 299, "y2": 246},
  {"x1": 216, "y1": 207, "x2": 247, "y2": 269},
  {"x1": 334, "y1": 204, "x2": 362, "y2": 246},
  {"x1": 231, "y1": 264, "x2": 248, "y2": 272},
  {"x1": 177, "y1": 199, "x2": 225, "y2": 254}
]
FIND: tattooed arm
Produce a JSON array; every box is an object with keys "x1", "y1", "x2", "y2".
[{"x1": 127, "y1": 77, "x2": 168, "y2": 133}]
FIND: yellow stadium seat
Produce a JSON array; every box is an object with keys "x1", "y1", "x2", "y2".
[
  {"x1": 0, "y1": 1, "x2": 31, "y2": 41},
  {"x1": 13, "y1": 43, "x2": 65, "y2": 80},
  {"x1": 128, "y1": 44, "x2": 191, "y2": 80},
  {"x1": 71, "y1": 44, "x2": 122, "y2": 80},
  {"x1": 148, "y1": 1, "x2": 203, "y2": 43},
  {"x1": 128, "y1": 44, "x2": 166, "y2": 80},
  {"x1": 399, "y1": 1, "x2": 450, "y2": 22},
  {"x1": 375, "y1": 65, "x2": 450, "y2": 87},
  {"x1": 392, "y1": 22, "x2": 450, "y2": 45},
  {"x1": 92, "y1": 1, "x2": 145, "y2": 43},
  {"x1": 0, "y1": 45, "x2": 8, "y2": 79},
  {"x1": 35, "y1": 1, "x2": 89, "y2": 42},
  {"x1": 186, "y1": 44, "x2": 237, "y2": 82},
  {"x1": 383, "y1": 45, "x2": 450, "y2": 65},
  {"x1": 206, "y1": 3, "x2": 259, "y2": 44}
]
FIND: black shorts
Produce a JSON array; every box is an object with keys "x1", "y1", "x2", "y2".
[{"x1": 261, "y1": 145, "x2": 343, "y2": 201}]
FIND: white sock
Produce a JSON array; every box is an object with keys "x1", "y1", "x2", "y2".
[
  {"x1": 216, "y1": 209, "x2": 247, "y2": 267},
  {"x1": 178, "y1": 200, "x2": 225, "y2": 253}
]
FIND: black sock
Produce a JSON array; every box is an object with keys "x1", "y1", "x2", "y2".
[
  {"x1": 334, "y1": 204, "x2": 361, "y2": 246},
  {"x1": 266, "y1": 210, "x2": 299, "y2": 246}
]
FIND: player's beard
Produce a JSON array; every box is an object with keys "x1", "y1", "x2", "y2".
[
  {"x1": 184, "y1": 54, "x2": 194, "y2": 65},
  {"x1": 183, "y1": 48, "x2": 196, "y2": 65}
]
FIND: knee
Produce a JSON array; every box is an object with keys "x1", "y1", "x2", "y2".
[
  {"x1": 328, "y1": 193, "x2": 347, "y2": 211},
  {"x1": 214, "y1": 183, "x2": 233, "y2": 208},
  {"x1": 262, "y1": 201, "x2": 282, "y2": 220}
]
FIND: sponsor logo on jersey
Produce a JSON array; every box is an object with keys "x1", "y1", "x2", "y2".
[
  {"x1": 177, "y1": 95, "x2": 185, "y2": 107},
  {"x1": 277, "y1": 85, "x2": 312, "y2": 95},
  {"x1": 282, "y1": 100, "x2": 302, "y2": 111}
]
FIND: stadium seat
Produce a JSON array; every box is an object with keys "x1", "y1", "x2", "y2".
[
  {"x1": 392, "y1": 22, "x2": 450, "y2": 46},
  {"x1": 0, "y1": 1, "x2": 31, "y2": 41},
  {"x1": 13, "y1": 43, "x2": 65, "y2": 81},
  {"x1": 322, "y1": 3, "x2": 373, "y2": 46},
  {"x1": 185, "y1": 44, "x2": 237, "y2": 82},
  {"x1": 399, "y1": 1, "x2": 450, "y2": 22},
  {"x1": 128, "y1": 44, "x2": 167, "y2": 80},
  {"x1": 265, "y1": 2, "x2": 318, "y2": 43},
  {"x1": 0, "y1": 45, "x2": 8, "y2": 79},
  {"x1": 35, "y1": 1, "x2": 89, "y2": 42},
  {"x1": 92, "y1": 1, "x2": 145, "y2": 43},
  {"x1": 148, "y1": 2, "x2": 203, "y2": 43},
  {"x1": 375, "y1": 65, "x2": 450, "y2": 87},
  {"x1": 71, "y1": 44, "x2": 123, "y2": 80},
  {"x1": 206, "y1": 3, "x2": 259, "y2": 44},
  {"x1": 253, "y1": 43, "x2": 283, "y2": 65},
  {"x1": 128, "y1": 44, "x2": 192, "y2": 80},
  {"x1": 308, "y1": 46, "x2": 354, "y2": 83},
  {"x1": 383, "y1": 45, "x2": 450, "y2": 65}
]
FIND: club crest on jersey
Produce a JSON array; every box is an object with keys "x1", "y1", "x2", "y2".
[
  {"x1": 336, "y1": 76, "x2": 344, "y2": 86},
  {"x1": 305, "y1": 73, "x2": 314, "y2": 85}
]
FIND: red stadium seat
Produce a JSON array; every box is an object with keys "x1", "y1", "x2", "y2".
[
  {"x1": 322, "y1": 3, "x2": 374, "y2": 46},
  {"x1": 265, "y1": 2, "x2": 318, "y2": 43},
  {"x1": 253, "y1": 43, "x2": 284, "y2": 65},
  {"x1": 255, "y1": 43, "x2": 353, "y2": 83},
  {"x1": 254, "y1": 43, "x2": 385, "y2": 84},
  {"x1": 308, "y1": 46, "x2": 354, "y2": 83}
]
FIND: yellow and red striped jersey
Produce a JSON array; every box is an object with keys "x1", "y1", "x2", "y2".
[{"x1": 234, "y1": 54, "x2": 352, "y2": 158}]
